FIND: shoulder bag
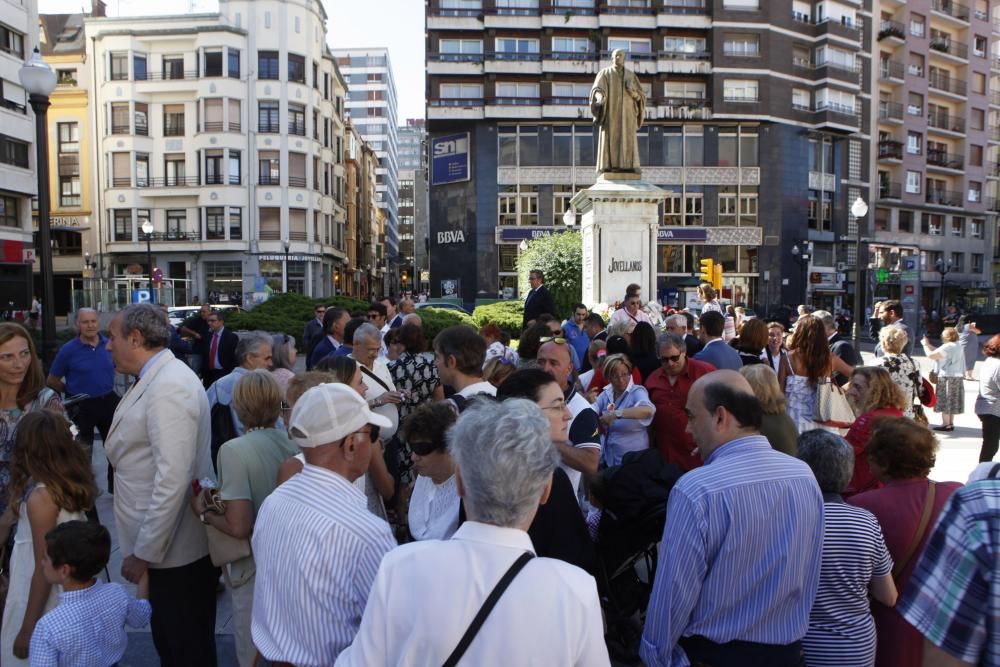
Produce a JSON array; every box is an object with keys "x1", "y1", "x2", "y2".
[
  {"x1": 814, "y1": 377, "x2": 855, "y2": 429},
  {"x1": 892, "y1": 481, "x2": 936, "y2": 580},
  {"x1": 200, "y1": 488, "x2": 252, "y2": 567},
  {"x1": 441, "y1": 552, "x2": 533, "y2": 667}
]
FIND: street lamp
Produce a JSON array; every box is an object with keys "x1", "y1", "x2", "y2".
[
  {"x1": 935, "y1": 257, "x2": 952, "y2": 321},
  {"x1": 19, "y1": 47, "x2": 58, "y2": 366},
  {"x1": 141, "y1": 220, "x2": 154, "y2": 300},
  {"x1": 850, "y1": 196, "x2": 869, "y2": 348},
  {"x1": 282, "y1": 239, "x2": 290, "y2": 293},
  {"x1": 791, "y1": 242, "x2": 811, "y2": 308}
]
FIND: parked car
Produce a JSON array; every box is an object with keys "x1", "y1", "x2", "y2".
[{"x1": 167, "y1": 304, "x2": 241, "y2": 328}]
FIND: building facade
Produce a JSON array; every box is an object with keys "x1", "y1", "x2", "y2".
[
  {"x1": 333, "y1": 47, "x2": 400, "y2": 294},
  {"x1": 84, "y1": 0, "x2": 355, "y2": 306},
  {"x1": 425, "y1": 0, "x2": 874, "y2": 313},
  {"x1": 0, "y1": 0, "x2": 40, "y2": 308},
  {"x1": 874, "y1": 0, "x2": 999, "y2": 316},
  {"x1": 398, "y1": 117, "x2": 427, "y2": 292}
]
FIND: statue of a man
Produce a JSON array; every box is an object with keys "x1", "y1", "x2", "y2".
[{"x1": 589, "y1": 49, "x2": 646, "y2": 174}]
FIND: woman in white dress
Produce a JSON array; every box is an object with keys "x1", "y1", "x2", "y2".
[
  {"x1": 1, "y1": 410, "x2": 94, "y2": 664},
  {"x1": 400, "y1": 402, "x2": 460, "y2": 541},
  {"x1": 784, "y1": 315, "x2": 855, "y2": 433}
]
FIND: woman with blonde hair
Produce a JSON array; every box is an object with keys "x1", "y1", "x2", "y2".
[
  {"x1": 876, "y1": 326, "x2": 919, "y2": 419},
  {"x1": 269, "y1": 334, "x2": 297, "y2": 400},
  {"x1": 784, "y1": 315, "x2": 855, "y2": 433},
  {"x1": 593, "y1": 354, "x2": 655, "y2": 466},
  {"x1": 740, "y1": 364, "x2": 798, "y2": 456},
  {"x1": 920, "y1": 327, "x2": 966, "y2": 431},
  {"x1": 843, "y1": 367, "x2": 908, "y2": 497}
]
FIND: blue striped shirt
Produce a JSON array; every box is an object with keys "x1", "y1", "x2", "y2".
[
  {"x1": 251, "y1": 464, "x2": 396, "y2": 666},
  {"x1": 640, "y1": 435, "x2": 824, "y2": 667}
]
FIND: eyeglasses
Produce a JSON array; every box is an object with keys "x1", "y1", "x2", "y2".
[
  {"x1": 660, "y1": 354, "x2": 683, "y2": 363},
  {"x1": 540, "y1": 336, "x2": 566, "y2": 344},
  {"x1": 354, "y1": 426, "x2": 380, "y2": 441},
  {"x1": 409, "y1": 439, "x2": 444, "y2": 456},
  {"x1": 608, "y1": 372, "x2": 631, "y2": 381},
  {"x1": 540, "y1": 400, "x2": 567, "y2": 413}
]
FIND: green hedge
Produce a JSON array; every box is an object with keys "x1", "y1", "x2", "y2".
[
  {"x1": 225, "y1": 293, "x2": 369, "y2": 349},
  {"x1": 417, "y1": 307, "x2": 477, "y2": 344},
  {"x1": 517, "y1": 231, "x2": 582, "y2": 319},
  {"x1": 472, "y1": 301, "x2": 524, "y2": 339}
]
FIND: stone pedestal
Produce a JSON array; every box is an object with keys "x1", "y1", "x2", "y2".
[{"x1": 570, "y1": 176, "x2": 668, "y2": 308}]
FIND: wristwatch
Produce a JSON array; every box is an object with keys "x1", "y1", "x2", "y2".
[
  {"x1": 199, "y1": 512, "x2": 208, "y2": 525},
  {"x1": 614, "y1": 408, "x2": 624, "y2": 419},
  {"x1": 371, "y1": 397, "x2": 382, "y2": 408}
]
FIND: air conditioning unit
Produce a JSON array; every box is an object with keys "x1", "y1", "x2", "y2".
[{"x1": 836, "y1": 262, "x2": 847, "y2": 271}]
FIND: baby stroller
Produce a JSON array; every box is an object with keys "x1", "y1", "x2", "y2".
[{"x1": 591, "y1": 449, "x2": 682, "y2": 663}]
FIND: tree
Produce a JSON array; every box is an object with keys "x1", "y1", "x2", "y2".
[{"x1": 517, "y1": 231, "x2": 582, "y2": 320}]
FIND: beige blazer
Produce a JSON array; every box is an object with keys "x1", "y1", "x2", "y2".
[{"x1": 105, "y1": 350, "x2": 213, "y2": 569}]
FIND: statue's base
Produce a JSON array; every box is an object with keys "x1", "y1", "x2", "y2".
[{"x1": 598, "y1": 171, "x2": 642, "y2": 181}]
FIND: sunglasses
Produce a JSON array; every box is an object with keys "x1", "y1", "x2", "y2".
[
  {"x1": 409, "y1": 439, "x2": 444, "y2": 457},
  {"x1": 540, "y1": 336, "x2": 567, "y2": 344},
  {"x1": 660, "y1": 354, "x2": 683, "y2": 363}
]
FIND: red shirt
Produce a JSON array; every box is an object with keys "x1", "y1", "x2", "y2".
[
  {"x1": 644, "y1": 357, "x2": 716, "y2": 471},
  {"x1": 843, "y1": 407, "x2": 903, "y2": 498}
]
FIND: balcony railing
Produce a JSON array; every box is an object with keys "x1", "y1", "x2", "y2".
[
  {"x1": 879, "y1": 101, "x2": 904, "y2": 121},
  {"x1": 486, "y1": 96, "x2": 541, "y2": 105},
  {"x1": 258, "y1": 175, "x2": 281, "y2": 186},
  {"x1": 880, "y1": 60, "x2": 904, "y2": 79},
  {"x1": 287, "y1": 176, "x2": 308, "y2": 188},
  {"x1": 429, "y1": 7, "x2": 482, "y2": 16},
  {"x1": 929, "y1": 38, "x2": 969, "y2": 59},
  {"x1": 488, "y1": 4, "x2": 539, "y2": 15},
  {"x1": 926, "y1": 189, "x2": 964, "y2": 206},
  {"x1": 259, "y1": 121, "x2": 281, "y2": 134},
  {"x1": 987, "y1": 197, "x2": 1000, "y2": 212},
  {"x1": 815, "y1": 59, "x2": 861, "y2": 75},
  {"x1": 928, "y1": 111, "x2": 965, "y2": 133},
  {"x1": 931, "y1": 0, "x2": 971, "y2": 22},
  {"x1": 661, "y1": 2, "x2": 706, "y2": 14},
  {"x1": 927, "y1": 150, "x2": 965, "y2": 169},
  {"x1": 427, "y1": 52, "x2": 485, "y2": 62},
  {"x1": 929, "y1": 72, "x2": 968, "y2": 95},
  {"x1": 988, "y1": 161, "x2": 1000, "y2": 176},
  {"x1": 544, "y1": 2, "x2": 596, "y2": 14},
  {"x1": 288, "y1": 122, "x2": 306, "y2": 136},
  {"x1": 601, "y1": 49, "x2": 656, "y2": 61},
  {"x1": 429, "y1": 98, "x2": 485, "y2": 107},
  {"x1": 110, "y1": 124, "x2": 131, "y2": 135},
  {"x1": 144, "y1": 70, "x2": 200, "y2": 81},
  {"x1": 156, "y1": 231, "x2": 201, "y2": 241},
  {"x1": 544, "y1": 96, "x2": 589, "y2": 105},
  {"x1": 659, "y1": 49, "x2": 710, "y2": 60},
  {"x1": 599, "y1": 2, "x2": 653, "y2": 14},
  {"x1": 723, "y1": 47, "x2": 760, "y2": 58},
  {"x1": 878, "y1": 139, "x2": 904, "y2": 159},
  {"x1": 163, "y1": 121, "x2": 185, "y2": 136},
  {"x1": 878, "y1": 19, "x2": 905, "y2": 40},
  {"x1": 660, "y1": 96, "x2": 708, "y2": 107},
  {"x1": 111, "y1": 177, "x2": 131, "y2": 187},
  {"x1": 543, "y1": 50, "x2": 597, "y2": 60},
  {"x1": 878, "y1": 181, "x2": 902, "y2": 199}
]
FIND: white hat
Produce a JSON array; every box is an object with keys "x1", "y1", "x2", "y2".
[{"x1": 288, "y1": 383, "x2": 391, "y2": 449}]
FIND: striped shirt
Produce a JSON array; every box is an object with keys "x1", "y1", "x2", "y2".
[
  {"x1": 640, "y1": 435, "x2": 824, "y2": 667},
  {"x1": 803, "y1": 500, "x2": 893, "y2": 667},
  {"x1": 898, "y1": 479, "x2": 1000, "y2": 667},
  {"x1": 251, "y1": 464, "x2": 396, "y2": 666}
]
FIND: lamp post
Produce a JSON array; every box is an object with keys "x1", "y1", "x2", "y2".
[
  {"x1": 935, "y1": 257, "x2": 952, "y2": 320},
  {"x1": 850, "y1": 196, "x2": 869, "y2": 348},
  {"x1": 141, "y1": 220, "x2": 154, "y2": 301},
  {"x1": 282, "y1": 239, "x2": 290, "y2": 293},
  {"x1": 791, "y1": 243, "x2": 811, "y2": 308},
  {"x1": 19, "y1": 48, "x2": 58, "y2": 366}
]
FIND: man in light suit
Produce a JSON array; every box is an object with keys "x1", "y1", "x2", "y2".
[{"x1": 105, "y1": 304, "x2": 218, "y2": 666}]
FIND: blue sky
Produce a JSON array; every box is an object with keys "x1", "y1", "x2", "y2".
[{"x1": 38, "y1": 0, "x2": 426, "y2": 121}]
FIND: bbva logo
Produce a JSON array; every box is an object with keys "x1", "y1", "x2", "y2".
[{"x1": 437, "y1": 230, "x2": 466, "y2": 244}]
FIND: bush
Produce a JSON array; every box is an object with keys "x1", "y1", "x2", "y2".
[
  {"x1": 517, "y1": 231, "x2": 582, "y2": 320},
  {"x1": 472, "y1": 301, "x2": 524, "y2": 339},
  {"x1": 225, "y1": 293, "x2": 369, "y2": 349},
  {"x1": 417, "y1": 307, "x2": 477, "y2": 345}
]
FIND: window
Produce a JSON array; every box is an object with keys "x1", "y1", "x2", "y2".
[
  {"x1": 664, "y1": 37, "x2": 706, "y2": 55},
  {"x1": 110, "y1": 52, "x2": 128, "y2": 80},
  {"x1": 163, "y1": 104, "x2": 185, "y2": 136},
  {"x1": 164, "y1": 154, "x2": 186, "y2": 186},
  {"x1": 971, "y1": 219, "x2": 984, "y2": 238},
  {"x1": 133, "y1": 54, "x2": 147, "y2": 81},
  {"x1": 288, "y1": 54, "x2": 306, "y2": 83},
  {"x1": 258, "y1": 101, "x2": 279, "y2": 133},
  {"x1": 972, "y1": 253, "x2": 984, "y2": 273},
  {"x1": 792, "y1": 88, "x2": 810, "y2": 110},
  {"x1": 922, "y1": 213, "x2": 943, "y2": 235},
  {"x1": 111, "y1": 153, "x2": 130, "y2": 187},
  {"x1": 974, "y1": 35, "x2": 987, "y2": 57},
  {"x1": 898, "y1": 210, "x2": 913, "y2": 232},
  {"x1": 110, "y1": 103, "x2": 130, "y2": 134},
  {"x1": 496, "y1": 0, "x2": 538, "y2": 14},
  {"x1": 970, "y1": 145, "x2": 983, "y2": 167},
  {"x1": 684, "y1": 130, "x2": 704, "y2": 166},
  {"x1": 551, "y1": 37, "x2": 590, "y2": 55},
  {"x1": 206, "y1": 207, "x2": 225, "y2": 239},
  {"x1": 951, "y1": 252, "x2": 964, "y2": 272},
  {"x1": 113, "y1": 210, "x2": 131, "y2": 240},
  {"x1": 136, "y1": 154, "x2": 149, "y2": 187},
  {"x1": 165, "y1": 210, "x2": 186, "y2": 238},
  {"x1": 908, "y1": 53, "x2": 924, "y2": 77},
  {"x1": 205, "y1": 151, "x2": 223, "y2": 185},
  {"x1": 288, "y1": 103, "x2": 306, "y2": 135},
  {"x1": 0, "y1": 134, "x2": 28, "y2": 168},
  {"x1": 229, "y1": 151, "x2": 241, "y2": 185},
  {"x1": 906, "y1": 171, "x2": 921, "y2": 194},
  {"x1": 607, "y1": 37, "x2": 652, "y2": 54},
  {"x1": 0, "y1": 24, "x2": 24, "y2": 58},
  {"x1": 792, "y1": 46, "x2": 811, "y2": 68},
  {"x1": 907, "y1": 92, "x2": 923, "y2": 116},
  {"x1": 551, "y1": 82, "x2": 589, "y2": 100},
  {"x1": 724, "y1": 79, "x2": 758, "y2": 102},
  {"x1": 909, "y1": 13, "x2": 925, "y2": 37},
  {"x1": 204, "y1": 50, "x2": 222, "y2": 77},
  {"x1": 952, "y1": 216, "x2": 965, "y2": 236},
  {"x1": 973, "y1": 72, "x2": 986, "y2": 95},
  {"x1": 228, "y1": 49, "x2": 240, "y2": 78},
  {"x1": 259, "y1": 150, "x2": 280, "y2": 185},
  {"x1": 723, "y1": 0, "x2": 759, "y2": 8},
  {"x1": 495, "y1": 82, "x2": 540, "y2": 100},
  {"x1": 440, "y1": 39, "x2": 484, "y2": 60},
  {"x1": 288, "y1": 152, "x2": 307, "y2": 188},
  {"x1": 258, "y1": 51, "x2": 279, "y2": 80},
  {"x1": 204, "y1": 98, "x2": 223, "y2": 132},
  {"x1": 685, "y1": 194, "x2": 704, "y2": 226},
  {"x1": 163, "y1": 56, "x2": 184, "y2": 79},
  {"x1": 495, "y1": 38, "x2": 539, "y2": 59},
  {"x1": 229, "y1": 208, "x2": 242, "y2": 240},
  {"x1": 439, "y1": 83, "x2": 483, "y2": 102},
  {"x1": 228, "y1": 99, "x2": 240, "y2": 132},
  {"x1": 723, "y1": 34, "x2": 759, "y2": 57},
  {"x1": 971, "y1": 108, "x2": 985, "y2": 131},
  {"x1": 968, "y1": 181, "x2": 982, "y2": 203},
  {"x1": 907, "y1": 132, "x2": 922, "y2": 155}
]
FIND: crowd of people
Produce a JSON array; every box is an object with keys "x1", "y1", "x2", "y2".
[{"x1": 0, "y1": 276, "x2": 994, "y2": 666}]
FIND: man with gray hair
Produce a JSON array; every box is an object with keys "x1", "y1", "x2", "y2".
[
  {"x1": 104, "y1": 304, "x2": 217, "y2": 665},
  {"x1": 665, "y1": 312, "x2": 702, "y2": 356},
  {"x1": 813, "y1": 309, "x2": 859, "y2": 387},
  {"x1": 207, "y1": 331, "x2": 275, "y2": 463},
  {"x1": 336, "y1": 400, "x2": 609, "y2": 666},
  {"x1": 201, "y1": 309, "x2": 239, "y2": 388},
  {"x1": 351, "y1": 322, "x2": 403, "y2": 441}
]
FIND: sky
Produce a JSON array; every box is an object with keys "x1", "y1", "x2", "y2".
[{"x1": 37, "y1": 0, "x2": 426, "y2": 121}]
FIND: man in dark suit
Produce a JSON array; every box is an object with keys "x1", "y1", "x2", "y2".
[
  {"x1": 815, "y1": 309, "x2": 859, "y2": 386},
  {"x1": 522, "y1": 269, "x2": 556, "y2": 330},
  {"x1": 301, "y1": 303, "x2": 327, "y2": 360},
  {"x1": 693, "y1": 311, "x2": 742, "y2": 371},
  {"x1": 201, "y1": 310, "x2": 238, "y2": 389}
]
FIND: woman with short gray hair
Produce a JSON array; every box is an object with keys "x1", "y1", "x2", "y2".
[{"x1": 798, "y1": 430, "x2": 897, "y2": 667}]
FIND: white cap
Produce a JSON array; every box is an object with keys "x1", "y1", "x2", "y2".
[{"x1": 288, "y1": 383, "x2": 391, "y2": 449}]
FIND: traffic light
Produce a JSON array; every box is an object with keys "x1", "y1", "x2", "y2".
[
  {"x1": 713, "y1": 264, "x2": 723, "y2": 291},
  {"x1": 699, "y1": 258, "x2": 714, "y2": 284}
]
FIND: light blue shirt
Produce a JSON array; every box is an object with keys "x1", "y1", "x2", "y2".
[
  {"x1": 29, "y1": 580, "x2": 151, "y2": 667},
  {"x1": 640, "y1": 435, "x2": 824, "y2": 667},
  {"x1": 593, "y1": 379, "x2": 655, "y2": 467},
  {"x1": 562, "y1": 320, "x2": 589, "y2": 371}
]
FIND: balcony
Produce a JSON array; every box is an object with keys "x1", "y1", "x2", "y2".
[
  {"x1": 598, "y1": 2, "x2": 653, "y2": 14},
  {"x1": 110, "y1": 124, "x2": 131, "y2": 135},
  {"x1": 661, "y1": 1, "x2": 707, "y2": 14},
  {"x1": 880, "y1": 60, "x2": 904, "y2": 80},
  {"x1": 929, "y1": 38, "x2": 969, "y2": 60},
  {"x1": 925, "y1": 189, "x2": 964, "y2": 206},
  {"x1": 878, "y1": 139, "x2": 904, "y2": 159},
  {"x1": 427, "y1": 52, "x2": 485, "y2": 63},
  {"x1": 488, "y1": 3, "x2": 539, "y2": 15},
  {"x1": 486, "y1": 96, "x2": 541, "y2": 106},
  {"x1": 429, "y1": 98, "x2": 485, "y2": 107},
  {"x1": 878, "y1": 101, "x2": 904, "y2": 122},
  {"x1": 142, "y1": 70, "x2": 199, "y2": 80},
  {"x1": 204, "y1": 174, "x2": 241, "y2": 186},
  {"x1": 288, "y1": 176, "x2": 308, "y2": 188},
  {"x1": 111, "y1": 177, "x2": 131, "y2": 188},
  {"x1": 927, "y1": 110, "x2": 965, "y2": 133},
  {"x1": 163, "y1": 121, "x2": 185, "y2": 137},
  {"x1": 927, "y1": 149, "x2": 965, "y2": 170},
  {"x1": 259, "y1": 121, "x2": 281, "y2": 134},
  {"x1": 878, "y1": 19, "x2": 905, "y2": 40},
  {"x1": 660, "y1": 96, "x2": 707, "y2": 107},
  {"x1": 816, "y1": 18, "x2": 862, "y2": 41},
  {"x1": 600, "y1": 49, "x2": 656, "y2": 61},
  {"x1": 930, "y1": 0, "x2": 971, "y2": 22},
  {"x1": 258, "y1": 175, "x2": 281, "y2": 186},
  {"x1": 543, "y1": 3, "x2": 596, "y2": 14},
  {"x1": 288, "y1": 122, "x2": 306, "y2": 136},
  {"x1": 928, "y1": 72, "x2": 968, "y2": 96},
  {"x1": 543, "y1": 96, "x2": 589, "y2": 105},
  {"x1": 203, "y1": 121, "x2": 242, "y2": 133},
  {"x1": 988, "y1": 161, "x2": 1000, "y2": 177},
  {"x1": 878, "y1": 181, "x2": 902, "y2": 199},
  {"x1": 813, "y1": 102, "x2": 860, "y2": 130},
  {"x1": 987, "y1": 197, "x2": 1000, "y2": 212}
]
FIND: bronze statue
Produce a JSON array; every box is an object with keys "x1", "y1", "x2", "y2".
[{"x1": 589, "y1": 49, "x2": 646, "y2": 175}]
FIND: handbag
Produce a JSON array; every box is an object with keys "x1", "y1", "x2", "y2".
[
  {"x1": 912, "y1": 403, "x2": 929, "y2": 426},
  {"x1": 919, "y1": 377, "x2": 937, "y2": 408},
  {"x1": 200, "y1": 488, "x2": 251, "y2": 567},
  {"x1": 814, "y1": 378, "x2": 856, "y2": 428},
  {"x1": 929, "y1": 369, "x2": 938, "y2": 384}
]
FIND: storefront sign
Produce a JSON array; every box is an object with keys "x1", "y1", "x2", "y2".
[
  {"x1": 497, "y1": 227, "x2": 567, "y2": 243},
  {"x1": 657, "y1": 227, "x2": 708, "y2": 242},
  {"x1": 608, "y1": 258, "x2": 642, "y2": 273},
  {"x1": 441, "y1": 279, "x2": 461, "y2": 297},
  {"x1": 436, "y1": 230, "x2": 466, "y2": 244},
  {"x1": 257, "y1": 254, "x2": 319, "y2": 262},
  {"x1": 431, "y1": 133, "x2": 470, "y2": 185}
]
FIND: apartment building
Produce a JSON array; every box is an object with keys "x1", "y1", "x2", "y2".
[
  {"x1": 425, "y1": 0, "x2": 874, "y2": 311},
  {"x1": 398, "y1": 118, "x2": 427, "y2": 292},
  {"x1": 0, "y1": 0, "x2": 40, "y2": 307},
  {"x1": 875, "y1": 0, "x2": 998, "y2": 313},
  {"x1": 344, "y1": 120, "x2": 383, "y2": 297},
  {"x1": 84, "y1": 0, "x2": 353, "y2": 305}
]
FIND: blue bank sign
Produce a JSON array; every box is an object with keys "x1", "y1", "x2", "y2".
[{"x1": 431, "y1": 133, "x2": 471, "y2": 185}]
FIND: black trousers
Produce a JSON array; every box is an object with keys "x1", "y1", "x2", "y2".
[
  {"x1": 980, "y1": 413, "x2": 1000, "y2": 462},
  {"x1": 148, "y1": 556, "x2": 219, "y2": 667},
  {"x1": 68, "y1": 392, "x2": 119, "y2": 492},
  {"x1": 679, "y1": 635, "x2": 805, "y2": 667}
]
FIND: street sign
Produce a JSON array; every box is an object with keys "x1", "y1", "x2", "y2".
[
  {"x1": 431, "y1": 133, "x2": 470, "y2": 185},
  {"x1": 152, "y1": 268, "x2": 164, "y2": 284},
  {"x1": 132, "y1": 289, "x2": 152, "y2": 304}
]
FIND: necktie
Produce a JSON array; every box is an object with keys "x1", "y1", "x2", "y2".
[{"x1": 209, "y1": 333, "x2": 219, "y2": 370}]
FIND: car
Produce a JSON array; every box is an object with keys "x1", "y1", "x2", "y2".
[
  {"x1": 415, "y1": 301, "x2": 468, "y2": 314},
  {"x1": 167, "y1": 304, "x2": 241, "y2": 328}
]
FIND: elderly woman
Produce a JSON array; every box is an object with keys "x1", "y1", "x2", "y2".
[
  {"x1": 740, "y1": 364, "x2": 798, "y2": 456},
  {"x1": 269, "y1": 334, "x2": 296, "y2": 399},
  {"x1": 798, "y1": 430, "x2": 896, "y2": 667},
  {"x1": 847, "y1": 418, "x2": 963, "y2": 667},
  {"x1": 976, "y1": 333, "x2": 1000, "y2": 462},
  {"x1": 593, "y1": 354, "x2": 655, "y2": 467},
  {"x1": 876, "y1": 326, "x2": 919, "y2": 419},
  {"x1": 401, "y1": 401, "x2": 459, "y2": 541},
  {"x1": 920, "y1": 327, "x2": 965, "y2": 431},
  {"x1": 351, "y1": 323, "x2": 403, "y2": 442},
  {"x1": 844, "y1": 367, "x2": 908, "y2": 497},
  {"x1": 191, "y1": 370, "x2": 296, "y2": 667}
]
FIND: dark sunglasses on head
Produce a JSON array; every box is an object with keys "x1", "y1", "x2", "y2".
[{"x1": 409, "y1": 439, "x2": 444, "y2": 457}]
